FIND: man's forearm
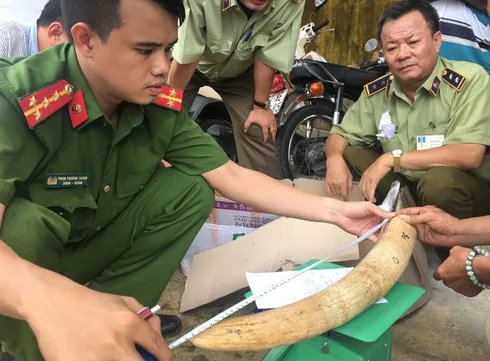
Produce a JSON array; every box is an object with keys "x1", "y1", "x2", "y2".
[
  {"x1": 325, "y1": 134, "x2": 349, "y2": 159},
  {"x1": 167, "y1": 59, "x2": 200, "y2": 90},
  {"x1": 455, "y1": 216, "x2": 490, "y2": 246},
  {"x1": 0, "y1": 203, "x2": 4, "y2": 229},
  {"x1": 0, "y1": 240, "x2": 40, "y2": 320},
  {"x1": 400, "y1": 143, "x2": 485, "y2": 171},
  {"x1": 204, "y1": 161, "x2": 344, "y2": 224},
  {"x1": 253, "y1": 61, "x2": 276, "y2": 103}
]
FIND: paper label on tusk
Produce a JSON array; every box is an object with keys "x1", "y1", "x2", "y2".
[{"x1": 246, "y1": 269, "x2": 387, "y2": 309}]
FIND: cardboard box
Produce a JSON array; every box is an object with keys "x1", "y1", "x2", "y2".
[
  {"x1": 179, "y1": 179, "x2": 431, "y2": 315},
  {"x1": 181, "y1": 198, "x2": 280, "y2": 276}
]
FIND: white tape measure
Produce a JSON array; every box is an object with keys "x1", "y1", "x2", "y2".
[{"x1": 169, "y1": 217, "x2": 390, "y2": 349}]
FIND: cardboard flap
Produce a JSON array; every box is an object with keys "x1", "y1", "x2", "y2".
[{"x1": 180, "y1": 217, "x2": 359, "y2": 312}]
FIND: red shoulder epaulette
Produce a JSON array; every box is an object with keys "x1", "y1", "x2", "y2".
[
  {"x1": 18, "y1": 80, "x2": 88, "y2": 129},
  {"x1": 153, "y1": 86, "x2": 183, "y2": 111}
]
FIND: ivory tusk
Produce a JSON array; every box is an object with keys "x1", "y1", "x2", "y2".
[{"x1": 190, "y1": 217, "x2": 417, "y2": 351}]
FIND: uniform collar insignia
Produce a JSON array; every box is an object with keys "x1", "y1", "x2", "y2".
[
  {"x1": 429, "y1": 76, "x2": 441, "y2": 97},
  {"x1": 223, "y1": 0, "x2": 232, "y2": 10}
]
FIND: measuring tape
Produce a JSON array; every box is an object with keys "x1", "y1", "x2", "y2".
[
  {"x1": 169, "y1": 217, "x2": 389, "y2": 349},
  {"x1": 169, "y1": 182, "x2": 400, "y2": 349}
]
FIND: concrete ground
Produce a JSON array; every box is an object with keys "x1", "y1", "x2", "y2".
[{"x1": 163, "y1": 247, "x2": 490, "y2": 361}]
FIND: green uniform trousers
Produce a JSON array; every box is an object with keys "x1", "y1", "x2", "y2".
[
  {"x1": 183, "y1": 68, "x2": 281, "y2": 179},
  {"x1": 344, "y1": 146, "x2": 490, "y2": 259},
  {"x1": 0, "y1": 167, "x2": 214, "y2": 361}
]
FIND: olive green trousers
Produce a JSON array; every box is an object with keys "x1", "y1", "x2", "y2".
[
  {"x1": 344, "y1": 146, "x2": 490, "y2": 259},
  {"x1": 0, "y1": 168, "x2": 214, "y2": 361}
]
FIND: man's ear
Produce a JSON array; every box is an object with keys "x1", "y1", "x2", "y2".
[
  {"x1": 433, "y1": 30, "x2": 442, "y2": 53},
  {"x1": 71, "y1": 23, "x2": 99, "y2": 58},
  {"x1": 47, "y1": 22, "x2": 68, "y2": 45}
]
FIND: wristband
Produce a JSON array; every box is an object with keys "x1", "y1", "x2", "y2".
[{"x1": 466, "y1": 246, "x2": 490, "y2": 289}]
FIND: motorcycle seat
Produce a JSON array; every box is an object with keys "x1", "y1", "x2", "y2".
[
  {"x1": 290, "y1": 59, "x2": 385, "y2": 90},
  {"x1": 198, "y1": 86, "x2": 222, "y2": 101}
]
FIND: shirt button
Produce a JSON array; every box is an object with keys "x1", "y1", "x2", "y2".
[
  {"x1": 103, "y1": 185, "x2": 111, "y2": 193},
  {"x1": 96, "y1": 226, "x2": 101, "y2": 232},
  {"x1": 410, "y1": 137, "x2": 415, "y2": 142}
]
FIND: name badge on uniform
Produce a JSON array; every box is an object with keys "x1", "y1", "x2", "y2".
[
  {"x1": 45, "y1": 173, "x2": 89, "y2": 188},
  {"x1": 416, "y1": 135, "x2": 444, "y2": 151}
]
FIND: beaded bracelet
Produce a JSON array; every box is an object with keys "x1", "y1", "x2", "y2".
[{"x1": 466, "y1": 246, "x2": 490, "y2": 290}]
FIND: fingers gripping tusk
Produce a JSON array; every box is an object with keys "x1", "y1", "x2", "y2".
[{"x1": 191, "y1": 217, "x2": 417, "y2": 351}]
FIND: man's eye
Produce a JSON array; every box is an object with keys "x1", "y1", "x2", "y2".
[
  {"x1": 409, "y1": 40, "x2": 419, "y2": 45},
  {"x1": 138, "y1": 49, "x2": 153, "y2": 55},
  {"x1": 387, "y1": 47, "x2": 396, "y2": 52},
  {"x1": 165, "y1": 46, "x2": 174, "y2": 53}
]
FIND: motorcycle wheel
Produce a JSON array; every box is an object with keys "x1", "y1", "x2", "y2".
[{"x1": 277, "y1": 104, "x2": 335, "y2": 180}]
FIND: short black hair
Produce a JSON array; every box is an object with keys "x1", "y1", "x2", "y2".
[
  {"x1": 61, "y1": 0, "x2": 185, "y2": 43},
  {"x1": 377, "y1": 0, "x2": 440, "y2": 44},
  {"x1": 37, "y1": 0, "x2": 63, "y2": 28}
]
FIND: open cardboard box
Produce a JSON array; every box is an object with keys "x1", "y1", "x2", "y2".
[{"x1": 180, "y1": 179, "x2": 431, "y2": 314}]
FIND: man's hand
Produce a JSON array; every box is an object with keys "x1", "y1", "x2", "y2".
[
  {"x1": 397, "y1": 206, "x2": 463, "y2": 247},
  {"x1": 334, "y1": 201, "x2": 393, "y2": 240},
  {"x1": 244, "y1": 107, "x2": 277, "y2": 142},
  {"x1": 325, "y1": 155, "x2": 353, "y2": 198},
  {"x1": 359, "y1": 153, "x2": 392, "y2": 203},
  {"x1": 434, "y1": 246, "x2": 482, "y2": 297},
  {"x1": 25, "y1": 274, "x2": 172, "y2": 361}
]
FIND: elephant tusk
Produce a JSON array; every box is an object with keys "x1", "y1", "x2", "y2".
[{"x1": 190, "y1": 217, "x2": 417, "y2": 351}]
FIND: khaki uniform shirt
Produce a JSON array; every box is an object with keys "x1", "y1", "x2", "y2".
[
  {"x1": 0, "y1": 43, "x2": 229, "y2": 242},
  {"x1": 172, "y1": 0, "x2": 305, "y2": 81},
  {"x1": 331, "y1": 57, "x2": 490, "y2": 182}
]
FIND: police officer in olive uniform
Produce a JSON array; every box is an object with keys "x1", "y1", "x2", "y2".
[
  {"x1": 0, "y1": 1, "x2": 391, "y2": 360},
  {"x1": 168, "y1": 0, "x2": 306, "y2": 179},
  {"x1": 325, "y1": 0, "x2": 490, "y2": 260}
]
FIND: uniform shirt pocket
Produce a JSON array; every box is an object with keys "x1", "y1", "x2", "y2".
[
  {"x1": 236, "y1": 33, "x2": 269, "y2": 61},
  {"x1": 206, "y1": 36, "x2": 234, "y2": 59},
  {"x1": 27, "y1": 183, "x2": 97, "y2": 213},
  {"x1": 116, "y1": 166, "x2": 155, "y2": 199}
]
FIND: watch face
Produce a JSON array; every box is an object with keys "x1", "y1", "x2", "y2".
[{"x1": 392, "y1": 150, "x2": 403, "y2": 156}]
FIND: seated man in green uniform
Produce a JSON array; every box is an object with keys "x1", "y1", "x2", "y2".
[
  {"x1": 324, "y1": 0, "x2": 490, "y2": 259},
  {"x1": 167, "y1": 0, "x2": 306, "y2": 179},
  {"x1": 0, "y1": 0, "x2": 392, "y2": 360}
]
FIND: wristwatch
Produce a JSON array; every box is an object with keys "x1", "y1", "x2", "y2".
[
  {"x1": 253, "y1": 99, "x2": 269, "y2": 109},
  {"x1": 392, "y1": 149, "x2": 403, "y2": 172}
]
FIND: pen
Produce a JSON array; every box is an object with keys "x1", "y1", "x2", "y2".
[
  {"x1": 136, "y1": 304, "x2": 161, "y2": 361},
  {"x1": 137, "y1": 304, "x2": 161, "y2": 321}
]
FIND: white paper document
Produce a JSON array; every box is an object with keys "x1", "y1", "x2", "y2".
[
  {"x1": 376, "y1": 111, "x2": 395, "y2": 139},
  {"x1": 246, "y1": 269, "x2": 388, "y2": 310}
]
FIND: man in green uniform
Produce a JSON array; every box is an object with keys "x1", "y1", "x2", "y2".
[
  {"x1": 167, "y1": 0, "x2": 306, "y2": 179},
  {"x1": 0, "y1": 0, "x2": 391, "y2": 360},
  {"x1": 324, "y1": 0, "x2": 490, "y2": 259}
]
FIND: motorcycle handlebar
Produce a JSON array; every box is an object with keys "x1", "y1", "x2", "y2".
[
  {"x1": 313, "y1": 20, "x2": 330, "y2": 33},
  {"x1": 359, "y1": 59, "x2": 381, "y2": 70}
]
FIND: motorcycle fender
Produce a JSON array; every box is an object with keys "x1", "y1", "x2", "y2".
[
  {"x1": 279, "y1": 92, "x2": 335, "y2": 127},
  {"x1": 188, "y1": 94, "x2": 224, "y2": 121}
]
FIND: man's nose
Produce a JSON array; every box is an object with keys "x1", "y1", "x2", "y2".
[
  {"x1": 396, "y1": 43, "x2": 411, "y2": 61},
  {"x1": 152, "y1": 50, "x2": 170, "y2": 79}
]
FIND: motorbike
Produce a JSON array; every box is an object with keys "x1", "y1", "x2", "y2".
[
  {"x1": 188, "y1": 0, "x2": 389, "y2": 180},
  {"x1": 275, "y1": 12, "x2": 389, "y2": 179}
]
